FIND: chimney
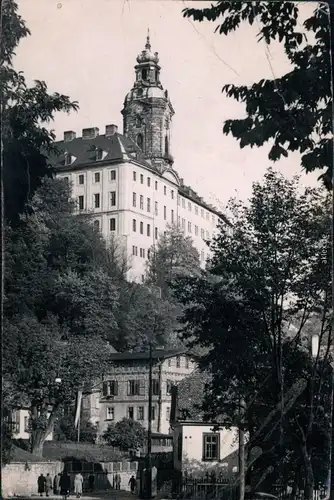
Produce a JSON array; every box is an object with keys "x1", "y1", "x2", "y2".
[
  {"x1": 64, "y1": 131, "x2": 76, "y2": 142},
  {"x1": 180, "y1": 178, "x2": 184, "y2": 186},
  {"x1": 105, "y1": 124, "x2": 118, "y2": 136},
  {"x1": 82, "y1": 127, "x2": 99, "y2": 140}
]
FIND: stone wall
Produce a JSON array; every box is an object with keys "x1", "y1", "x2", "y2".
[{"x1": 2, "y1": 461, "x2": 63, "y2": 498}]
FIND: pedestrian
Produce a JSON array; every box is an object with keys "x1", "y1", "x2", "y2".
[
  {"x1": 74, "y1": 472, "x2": 84, "y2": 498},
  {"x1": 88, "y1": 473, "x2": 95, "y2": 492},
  {"x1": 60, "y1": 471, "x2": 71, "y2": 500},
  {"x1": 116, "y1": 472, "x2": 121, "y2": 490},
  {"x1": 129, "y1": 475, "x2": 136, "y2": 495},
  {"x1": 45, "y1": 474, "x2": 53, "y2": 497},
  {"x1": 38, "y1": 474, "x2": 46, "y2": 497},
  {"x1": 54, "y1": 473, "x2": 61, "y2": 495}
]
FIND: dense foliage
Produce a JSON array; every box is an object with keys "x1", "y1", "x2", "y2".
[
  {"x1": 103, "y1": 418, "x2": 147, "y2": 452},
  {"x1": 172, "y1": 169, "x2": 332, "y2": 497},
  {"x1": 183, "y1": 2, "x2": 333, "y2": 188}
]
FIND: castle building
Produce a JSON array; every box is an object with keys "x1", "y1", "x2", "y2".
[{"x1": 51, "y1": 34, "x2": 228, "y2": 282}]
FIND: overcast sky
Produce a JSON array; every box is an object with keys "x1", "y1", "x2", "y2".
[{"x1": 15, "y1": 0, "x2": 321, "y2": 208}]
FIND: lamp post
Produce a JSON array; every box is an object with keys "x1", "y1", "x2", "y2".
[{"x1": 311, "y1": 334, "x2": 334, "y2": 500}]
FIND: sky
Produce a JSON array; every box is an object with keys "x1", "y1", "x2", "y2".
[{"x1": 15, "y1": 0, "x2": 321, "y2": 209}]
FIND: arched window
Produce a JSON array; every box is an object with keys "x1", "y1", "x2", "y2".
[
  {"x1": 137, "y1": 134, "x2": 143, "y2": 150},
  {"x1": 164, "y1": 136, "x2": 169, "y2": 156},
  {"x1": 142, "y1": 69, "x2": 147, "y2": 80}
]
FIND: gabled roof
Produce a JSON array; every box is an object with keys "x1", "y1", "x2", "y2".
[
  {"x1": 109, "y1": 348, "x2": 188, "y2": 362},
  {"x1": 177, "y1": 369, "x2": 212, "y2": 421},
  {"x1": 50, "y1": 132, "x2": 151, "y2": 171}
]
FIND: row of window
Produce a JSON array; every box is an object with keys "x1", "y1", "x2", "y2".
[
  {"x1": 178, "y1": 196, "x2": 216, "y2": 225},
  {"x1": 132, "y1": 172, "x2": 175, "y2": 199},
  {"x1": 77, "y1": 191, "x2": 116, "y2": 210},
  {"x1": 102, "y1": 373, "x2": 185, "y2": 398},
  {"x1": 74, "y1": 170, "x2": 116, "y2": 185},
  {"x1": 132, "y1": 219, "x2": 159, "y2": 240},
  {"x1": 106, "y1": 405, "x2": 170, "y2": 422},
  {"x1": 93, "y1": 218, "x2": 116, "y2": 232},
  {"x1": 132, "y1": 246, "x2": 150, "y2": 259},
  {"x1": 177, "y1": 217, "x2": 210, "y2": 239}
]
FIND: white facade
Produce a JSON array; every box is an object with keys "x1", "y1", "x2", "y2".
[
  {"x1": 57, "y1": 157, "x2": 222, "y2": 282},
  {"x1": 173, "y1": 423, "x2": 239, "y2": 473},
  {"x1": 12, "y1": 409, "x2": 54, "y2": 441}
]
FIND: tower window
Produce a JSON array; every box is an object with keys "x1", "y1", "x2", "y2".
[
  {"x1": 165, "y1": 136, "x2": 169, "y2": 156},
  {"x1": 142, "y1": 69, "x2": 147, "y2": 80},
  {"x1": 155, "y1": 70, "x2": 158, "y2": 81},
  {"x1": 137, "y1": 88, "x2": 143, "y2": 97},
  {"x1": 137, "y1": 134, "x2": 143, "y2": 150},
  {"x1": 136, "y1": 116, "x2": 142, "y2": 127}
]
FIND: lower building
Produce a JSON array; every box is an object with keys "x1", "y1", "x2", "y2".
[{"x1": 10, "y1": 408, "x2": 54, "y2": 441}]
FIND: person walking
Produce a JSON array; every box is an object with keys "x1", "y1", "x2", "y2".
[
  {"x1": 115, "y1": 472, "x2": 121, "y2": 490},
  {"x1": 59, "y1": 471, "x2": 71, "y2": 500},
  {"x1": 129, "y1": 475, "x2": 136, "y2": 495},
  {"x1": 88, "y1": 473, "x2": 95, "y2": 492},
  {"x1": 37, "y1": 474, "x2": 46, "y2": 497},
  {"x1": 54, "y1": 473, "x2": 61, "y2": 495},
  {"x1": 45, "y1": 474, "x2": 53, "y2": 497},
  {"x1": 74, "y1": 472, "x2": 84, "y2": 498}
]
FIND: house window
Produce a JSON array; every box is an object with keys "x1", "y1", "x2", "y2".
[
  {"x1": 185, "y1": 357, "x2": 190, "y2": 369},
  {"x1": 110, "y1": 170, "x2": 116, "y2": 181},
  {"x1": 128, "y1": 380, "x2": 144, "y2": 396},
  {"x1": 195, "y1": 205, "x2": 199, "y2": 215},
  {"x1": 206, "y1": 231, "x2": 210, "y2": 239},
  {"x1": 133, "y1": 219, "x2": 137, "y2": 232},
  {"x1": 155, "y1": 201, "x2": 158, "y2": 216},
  {"x1": 166, "y1": 380, "x2": 173, "y2": 394},
  {"x1": 177, "y1": 196, "x2": 180, "y2": 206},
  {"x1": 181, "y1": 218, "x2": 185, "y2": 229},
  {"x1": 188, "y1": 222, "x2": 192, "y2": 233},
  {"x1": 188, "y1": 202, "x2": 192, "y2": 211},
  {"x1": 65, "y1": 153, "x2": 72, "y2": 166},
  {"x1": 195, "y1": 225, "x2": 199, "y2": 236},
  {"x1": 151, "y1": 406, "x2": 156, "y2": 421},
  {"x1": 147, "y1": 224, "x2": 151, "y2": 237},
  {"x1": 137, "y1": 134, "x2": 143, "y2": 150},
  {"x1": 147, "y1": 249, "x2": 151, "y2": 260},
  {"x1": 78, "y1": 196, "x2": 84, "y2": 210},
  {"x1": 147, "y1": 177, "x2": 151, "y2": 187},
  {"x1": 128, "y1": 407, "x2": 134, "y2": 420},
  {"x1": 133, "y1": 192, "x2": 137, "y2": 207},
  {"x1": 103, "y1": 380, "x2": 118, "y2": 396},
  {"x1": 147, "y1": 198, "x2": 151, "y2": 212},
  {"x1": 63, "y1": 176, "x2": 69, "y2": 184},
  {"x1": 206, "y1": 212, "x2": 209, "y2": 220},
  {"x1": 140, "y1": 195, "x2": 144, "y2": 210},
  {"x1": 110, "y1": 218, "x2": 116, "y2": 231},
  {"x1": 164, "y1": 186, "x2": 167, "y2": 195},
  {"x1": 106, "y1": 407, "x2": 115, "y2": 420},
  {"x1": 166, "y1": 407, "x2": 170, "y2": 421},
  {"x1": 164, "y1": 206, "x2": 167, "y2": 220},
  {"x1": 176, "y1": 356, "x2": 181, "y2": 368},
  {"x1": 203, "y1": 433, "x2": 220, "y2": 461},
  {"x1": 155, "y1": 181, "x2": 158, "y2": 190},
  {"x1": 94, "y1": 172, "x2": 100, "y2": 183},
  {"x1": 152, "y1": 379, "x2": 160, "y2": 396},
  {"x1": 96, "y1": 148, "x2": 103, "y2": 161},
  {"x1": 171, "y1": 190, "x2": 174, "y2": 199},
  {"x1": 182, "y1": 199, "x2": 185, "y2": 208},
  {"x1": 155, "y1": 227, "x2": 158, "y2": 240},
  {"x1": 110, "y1": 191, "x2": 116, "y2": 207},
  {"x1": 94, "y1": 193, "x2": 100, "y2": 208},
  {"x1": 140, "y1": 174, "x2": 144, "y2": 184},
  {"x1": 24, "y1": 416, "x2": 30, "y2": 432},
  {"x1": 140, "y1": 248, "x2": 146, "y2": 258},
  {"x1": 94, "y1": 220, "x2": 100, "y2": 230},
  {"x1": 140, "y1": 221, "x2": 144, "y2": 234},
  {"x1": 171, "y1": 210, "x2": 174, "y2": 223},
  {"x1": 137, "y1": 407, "x2": 144, "y2": 421},
  {"x1": 132, "y1": 246, "x2": 138, "y2": 256},
  {"x1": 201, "y1": 209, "x2": 204, "y2": 218},
  {"x1": 201, "y1": 228, "x2": 205, "y2": 238},
  {"x1": 168, "y1": 359, "x2": 171, "y2": 367},
  {"x1": 177, "y1": 216, "x2": 181, "y2": 226},
  {"x1": 78, "y1": 174, "x2": 84, "y2": 185},
  {"x1": 133, "y1": 171, "x2": 137, "y2": 181}
]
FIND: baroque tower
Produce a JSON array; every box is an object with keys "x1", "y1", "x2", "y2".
[{"x1": 122, "y1": 32, "x2": 175, "y2": 168}]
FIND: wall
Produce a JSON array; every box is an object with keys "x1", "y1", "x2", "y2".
[
  {"x1": 2, "y1": 461, "x2": 63, "y2": 498},
  {"x1": 173, "y1": 424, "x2": 239, "y2": 473}
]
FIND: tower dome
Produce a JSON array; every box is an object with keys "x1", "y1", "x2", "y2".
[{"x1": 136, "y1": 32, "x2": 159, "y2": 64}]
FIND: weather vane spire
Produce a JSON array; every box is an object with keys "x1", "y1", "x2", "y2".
[{"x1": 145, "y1": 27, "x2": 151, "y2": 50}]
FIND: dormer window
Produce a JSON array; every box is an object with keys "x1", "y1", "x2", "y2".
[
  {"x1": 96, "y1": 148, "x2": 103, "y2": 161},
  {"x1": 64, "y1": 152, "x2": 72, "y2": 166}
]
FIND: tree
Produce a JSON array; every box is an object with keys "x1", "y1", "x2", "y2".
[
  {"x1": 145, "y1": 224, "x2": 201, "y2": 297},
  {"x1": 183, "y1": 3, "x2": 332, "y2": 189},
  {"x1": 172, "y1": 168, "x2": 332, "y2": 498},
  {"x1": 103, "y1": 418, "x2": 146, "y2": 452},
  {"x1": 54, "y1": 413, "x2": 97, "y2": 444},
  {"x1": 1, "y1": 0, "x2": 78, "y2": 225}
]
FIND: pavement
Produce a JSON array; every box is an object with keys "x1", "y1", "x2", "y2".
[{"x1": 8, "y1": 491, "x2": 140, "y2": 500}]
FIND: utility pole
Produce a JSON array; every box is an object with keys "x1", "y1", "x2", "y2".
[
  {"x1": 147, "y1": 341, "x2": 153, "y2": 499},
  {"x1": 239, "y1": 398, "x2": 246, "y2": 500}
]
